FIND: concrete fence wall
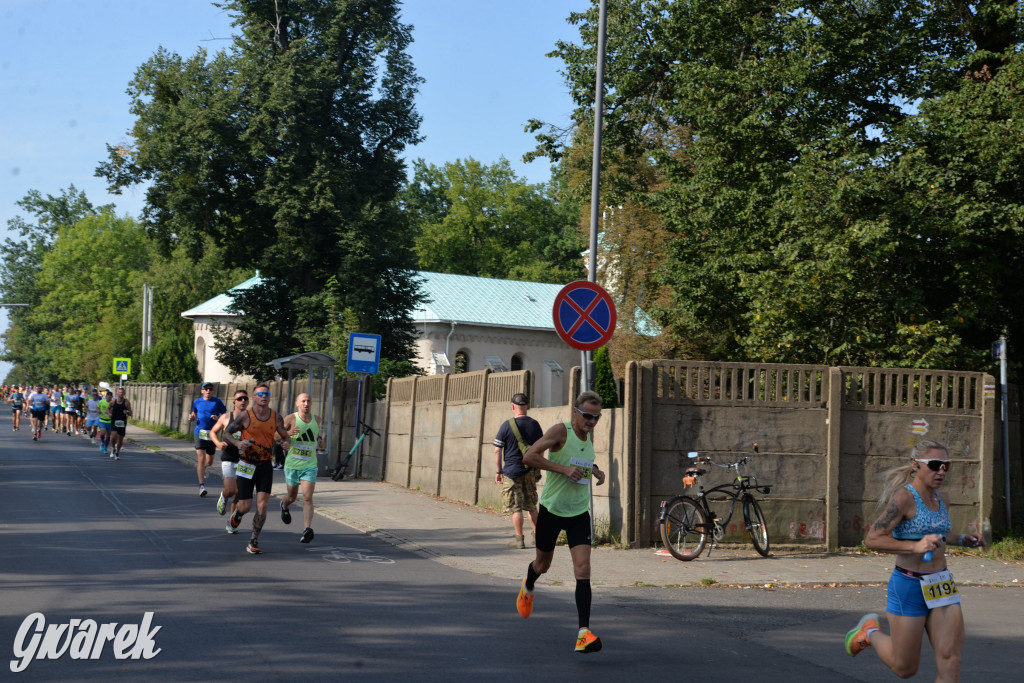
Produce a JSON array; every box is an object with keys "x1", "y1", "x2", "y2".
[
  {"x1": 126, "y1": 376, "x2": 380, "y2": 475},
  {"x1": 379, "y1": 361, "x2": 1019, "y2": 550}
]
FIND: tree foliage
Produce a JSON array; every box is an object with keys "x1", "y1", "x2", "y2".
[
  {"x1": 593, "y1": 345, "x2": 619, "y2": 408},
  {"x1": 140, "y1": 329, "x2": 200, "y2": 383},
  {"x1": 0, "y1": 187, "x2": 111, "y2": 382},
  {"x1": 96, "y1": 0, "x2": 425, "y2": 363},
  {"x1": 402, "y1": 157, "x2": 584, "y2": 283},
  {"x1": 531, "y1": 0, "x2": 1023, "y2": 374}
]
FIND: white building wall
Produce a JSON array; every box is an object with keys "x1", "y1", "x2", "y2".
[
  {"x1": 413, "y1": 322, "x2": 574, "y2": 407},
  {"x1": 190, "y1": 317, "x2": 252, "y2": 384}
]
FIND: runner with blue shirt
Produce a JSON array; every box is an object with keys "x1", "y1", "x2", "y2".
[
  {"x1": 845, "y1": 440, "x2": 984, "y2": 680},
  {"x1": 189, "y1": 382, "x2": 227, "y2": 497}
]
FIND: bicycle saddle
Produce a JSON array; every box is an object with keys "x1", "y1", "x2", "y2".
[{"x1": 684, "y1": 467, "x2": 706, "y2": 476}]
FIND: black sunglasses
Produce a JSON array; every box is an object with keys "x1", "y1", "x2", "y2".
[
  {"x1": 234, "y1": 396, "x2": 249, "y2": 402},
  {"x1": 575, "y1": 407, "x2": 601, "y2": 421},
  {"x1": 915, "y1": 458, "x2": 951, "y2": 472}
]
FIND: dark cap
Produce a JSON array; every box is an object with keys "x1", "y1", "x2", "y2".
[
  {"x1": 511, "y1": 393, "x2": 528, "y2": 406},
  {"x1": 201, "y1": 382, "x2": 214, "y2": 389}
]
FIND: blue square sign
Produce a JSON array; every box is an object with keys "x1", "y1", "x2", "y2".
[{"x1": 347, "y1": 333, "x2": 381, "y2": 374}]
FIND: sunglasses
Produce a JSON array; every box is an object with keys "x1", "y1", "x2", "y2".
[
  {"x1": 915, "y1": 458, "x2": 951, "y2": 472},
  {"x1": 254, "y1": 391, "x2": 271, "y2": 398},
  {"x1": 234, "y1": 396, "x2": 249, "y2": 402},
  {"x1": 575, "y1": 407, "x2": 601, "y2": 421}
]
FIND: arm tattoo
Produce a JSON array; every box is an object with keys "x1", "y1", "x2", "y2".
[{"x1": 873, "y1": 500, "x2": 902, "y2": 531}]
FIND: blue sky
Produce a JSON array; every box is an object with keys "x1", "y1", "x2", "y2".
[{"x1": 0, "y1": 0, "x2": 586, "y2": 381}]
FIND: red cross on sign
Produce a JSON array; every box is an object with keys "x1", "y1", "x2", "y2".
[{"x1": 552, "y1": 281, "x2": 617, "y2": 351}]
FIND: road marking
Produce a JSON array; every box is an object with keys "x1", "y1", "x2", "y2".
[{"x1": 306, "y1": 546, "x2": 395, "y2": 564}]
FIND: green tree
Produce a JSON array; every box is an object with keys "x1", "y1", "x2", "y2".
[
  {"x1": 25, "y1": 211, "x2": 153, "y2": 382},
  {"x1": 533, "y1": 0, "x2": 1023, "y2": 372},
  {"x1": 211, "y1": 276, "x2": 298, "y2": 381},
  {"x1": 97, "y1": 0, "x2": 425, "y2": 363},
  {"x1": 593, "y1": 345, "x2": 619, "y2": 408},
  {"x1": 402, "y1": 157, "x2": 584, "y2": 283},
  {"x1": 139, "y1": 329, "x2": 200, "y2": 383},
  {"x1": 0, "y1": 187, "x2": 111, "y2": 382}
]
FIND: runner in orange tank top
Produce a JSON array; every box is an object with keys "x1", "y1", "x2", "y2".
[{"x1": 223, "y1": 383, "x2": 290, "y2": 554}]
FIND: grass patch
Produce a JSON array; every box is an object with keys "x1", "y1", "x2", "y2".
[
  {"x1": 699, "y1": 577, "x2": 717, "y2": 586},
  {"x1": 986, "y1": 526, "x2": 1024, "y2": 562},
  {"x1": 592, "y1": 516, "x2": 622, "y2": 547},
  {"x1": 129, "y1": 419, "x2": 190, "y2": 441},
  {"x1": 632, "y1": 581, "x2": 655, "y2": 587}
]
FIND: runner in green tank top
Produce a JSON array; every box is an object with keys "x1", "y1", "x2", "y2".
[
  {"x1": 517, "y1": 390, "x2": 606, "y2": 654},
  {"x1": 280, "y1": 393, "x2": 324, "y2": 544}
]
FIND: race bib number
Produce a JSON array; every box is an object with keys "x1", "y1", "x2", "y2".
[
  {"x1": 291, "y1": 444, "x2": 315, "y2": 460},
  {"x1": 198, "y1": 429, "x2": 210, "y2": 440},
  {"x1": 50, "y1": 402, "x2": 59, "y2": 408},
  {"x1": 231, "y1": 431, "x2": 242, "y2": 440},
  {"x1": 920, "y1": 569, "x2": 960, "y2": 609},
  {"x1": 569, "y1": 456, "x2": 593, "y2": 486},
  {"x1": 114, "y1": 420, "x2": 126, "y2": 428},
  {"x1": 236, "y1": 461, "x2": 256, "y2": 479}
]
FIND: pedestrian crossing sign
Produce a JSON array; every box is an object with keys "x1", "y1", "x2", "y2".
[{"x1": 113, "y1": 358, "x2": 131, "y2": 375}]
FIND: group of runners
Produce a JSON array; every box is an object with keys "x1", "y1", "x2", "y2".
[
  {"x1": 3, "y1": 379, "x2": 986, "y2": 669},
  {"x1": 3, "y1": 383, "x2": 131, "y2": 458},
  {"x1": 188, "y1": 382, "x2": 325, "y2": 555}
]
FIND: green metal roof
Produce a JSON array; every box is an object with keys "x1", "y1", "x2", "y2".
[
  {"x1": 412, "y1": 271, "x2": 563, "y2": 329},
  {"x1": 182, "y1": 271, "x2": 660, "y2": 335},
  {"x1": 180, "y1": 274, "x2": 262, "y2": 318}
]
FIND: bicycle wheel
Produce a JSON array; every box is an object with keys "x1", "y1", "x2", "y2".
[
  {"x1": 745, "y1": 496, "x2": 770, "y2": 557},
  {"x1": 660, "y1": 496, "x2": 707, "y2": 561}
]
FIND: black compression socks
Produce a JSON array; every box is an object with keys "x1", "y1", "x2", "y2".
[
  {"x1": 575, "y1": 579, "x2": 592, "y2": 628},
  {"x1": 525, "y1": 561, "x2": 541, "y2": 592}
]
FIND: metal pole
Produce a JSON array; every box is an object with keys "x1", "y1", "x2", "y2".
[
  {"x1": 998, "y1": 335, "x2": 1011, "y2": 526},
  {"x1": 585, "y1": 0, "x2": 609, "y2": 540},
  {"x1": 583, "y1": 0, "x2": 608, "y2": 396},
  {"x1": 352, "y1": 375, "x2": 365, "y2": 476}
]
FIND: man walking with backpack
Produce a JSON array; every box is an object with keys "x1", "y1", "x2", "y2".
[{"x1": 493, "y1": 392, "x2": 543, "y2": 549}]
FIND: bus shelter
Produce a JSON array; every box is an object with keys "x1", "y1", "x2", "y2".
[{"x1": 266, "y1": 352, "x2": 338, "y2": 474}]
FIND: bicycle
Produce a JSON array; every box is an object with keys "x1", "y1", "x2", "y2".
[{"x1": 658, "y1": 444, "x2": 772, "y2": 561}]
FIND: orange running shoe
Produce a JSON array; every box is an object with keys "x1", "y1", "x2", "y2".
[
  {"x1": 575, "y1": 628, "x2": 602, "y2": 654},
  {"x1": 845, "y1": 613, "x2": 879, "y2": 657},
  {"x1": 516, "y1": 579, "x2": 534, "y2": 618}
]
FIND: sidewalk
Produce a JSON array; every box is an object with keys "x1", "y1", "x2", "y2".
[{"x1": 125, "y1": 423, "x2": 1024, "y2": 588}]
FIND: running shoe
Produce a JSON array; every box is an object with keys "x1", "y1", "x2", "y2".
[
  {"x1": 273, "y1": 464, "x2": 283, "y2": 470},
  {"x1": 280, "y1": 500, "x2": 292, "y2": 524},
  {"x1": 199, "y1": 484, "x2": 207, "y2": 498},
  {"x1": 516, "y1": 579, "x2": 534, "y2": 618},
  {"x1": 216, "y1": 493, "x2": 226, "y2": 515},
  {"x1": 574, "y1": 629, "x2": 602, "y2": 654},
  {"x1": 32, "y1": 434, "x2": 38, "y2": 441},
  {"x1": 300, "y1": 527, "x2": 314, "y2": 543},
  {"x1": 246, "y1": 538, "x2": 262, "y2": 555},
  {"x1": 845, "y1": 613, "x2": 879, "y2": 657},
  {"x1": 225, "y1": 523, "x2": 238, "y2": 534},
  {"x1": 229, "y1": 512, "x2": 242, "y2": 530}
]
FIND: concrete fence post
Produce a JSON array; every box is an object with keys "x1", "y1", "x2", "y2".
[{"x1": 825, "y1": 367, "x2": 843, "y2": 552}]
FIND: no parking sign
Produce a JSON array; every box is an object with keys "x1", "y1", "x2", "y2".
[{"x1": 552, "y1": 281, "x2": 617, "y2": 351}]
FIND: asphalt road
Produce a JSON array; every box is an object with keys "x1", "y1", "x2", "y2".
[{"x1": 1, "y1": 424, "x2": 1020, "y2": 681}]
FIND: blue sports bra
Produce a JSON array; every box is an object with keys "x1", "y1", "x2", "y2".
[{"x1": 892, "y1": 484, "x2": 950, "y2": 539}]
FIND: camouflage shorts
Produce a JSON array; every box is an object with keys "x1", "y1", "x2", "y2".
[{"x1": 503, "y1": 469, "x2": 540, "y2": 514}]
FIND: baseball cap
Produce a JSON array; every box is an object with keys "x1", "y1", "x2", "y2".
[
  {"x1": 511, "y1": 393, "x2": 528, "y2": 406},
  {"x1": 201, "y1": 382, "x2": 214, "y2": 389}
]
